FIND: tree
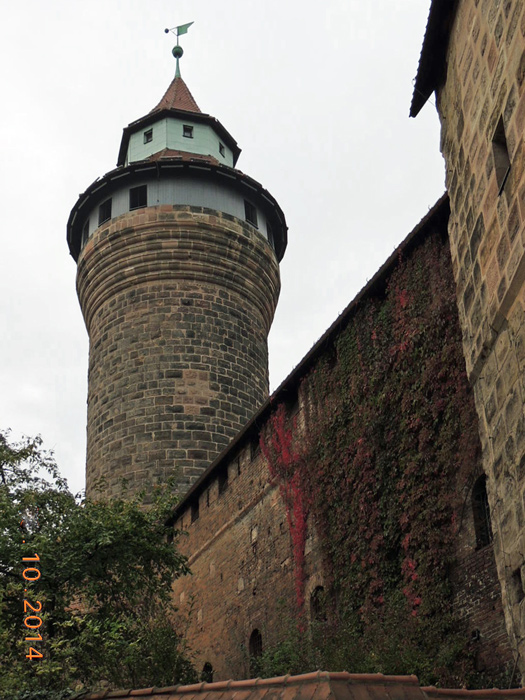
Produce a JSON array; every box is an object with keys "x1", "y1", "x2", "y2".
[{"x1": 0, "y1": 430, "x2": 197, "y2": 698}]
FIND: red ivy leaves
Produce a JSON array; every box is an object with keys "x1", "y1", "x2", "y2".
[
  {"x1": 260, "y1": 404, "x2": 312, "y2": 617},
  {"x1": 260, "y1": 233, "x2": 480, "y2": 669}
]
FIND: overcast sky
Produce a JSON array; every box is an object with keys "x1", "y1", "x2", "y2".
[{"x1": 0, "y1": 0, "x2": 444, "y2": 495}]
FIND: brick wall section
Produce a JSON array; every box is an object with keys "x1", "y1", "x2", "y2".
[
  {"x1": 76, "y1": 205, "x2": 280, "y2": 499},
  {"x1": 437, "y1": 0, "x2": 525, "y2": 667}
]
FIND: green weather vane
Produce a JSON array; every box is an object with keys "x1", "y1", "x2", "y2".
[{"x1": 164, "y1": 22, "x2": 194, "y2": 78}]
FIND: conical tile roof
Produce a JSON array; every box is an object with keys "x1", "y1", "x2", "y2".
[{"x1": 150, "y1": 75, "x2": 201, "y2": 114}]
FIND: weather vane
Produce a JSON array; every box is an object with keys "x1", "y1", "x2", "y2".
[{"x1": 164, "y1": 22, "x2": 194, "y2": 78}]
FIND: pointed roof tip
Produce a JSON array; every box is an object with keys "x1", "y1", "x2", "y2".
[{"x1": 150, "y1": 75, "x2": 202, "y2": 115}]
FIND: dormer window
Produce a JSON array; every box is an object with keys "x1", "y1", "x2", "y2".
[
  {"x1": 244, "y1": 200, "x2": 258, "y2": 228},
  {"x1": 143, "y1": 129, "x2": 153, "y2": 144},
  {"x1": 219, "y1": 142, "x2": 225, "y2": 157},
  {"x1": 98, "y1": 198, "x2": 112, "y2": 226},
  {"x1": 183, "y1": 125, "x2": 194, "y2": 138}
]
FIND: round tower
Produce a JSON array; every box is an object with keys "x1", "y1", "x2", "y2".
[{"x1": 67, "y1": 44, "x2": 287, "y2": 499}]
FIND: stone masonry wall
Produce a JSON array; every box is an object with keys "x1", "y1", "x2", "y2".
[
  {"x1": 76, "y1": 205, "x2": 280, "y2": 499},
  {"x1": 171, "y1": 419, "x2": 326, "y2": 682},
  {"x1": 171, "y1": 213, "x2": 512, "y2": 681},
  {"x1": 452, "y1": 473, "x2": 514, "y2": 676},
  {"x1": 437, "y1": 0, "x2": 525, "y2": 668}
]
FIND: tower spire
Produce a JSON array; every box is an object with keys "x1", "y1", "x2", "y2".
[{"x1": 164, "y1": 21, "x2": 194, "y2": 78}]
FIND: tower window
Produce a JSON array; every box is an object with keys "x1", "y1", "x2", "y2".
[
  {"x1": 492, "y1": 117, "x2": 511, "y2": 195},
  {"x1": 143, "y1": 128, "x2": 153, "y2": 144},
  {"x1": 81, "y1": 218, "x2": 90, "y2": 247},
  {"x1": 129, "y1": 185, "x2": 147, "y2": 210},
  {"x1": 267, "y1": 221, "x2": 275, "y2": 250},
  {"x1": 244, "y1": 200, "x2": 258, "y2": 228},
  {"x1": 219, "y1": 142, "x2": 225, "y2": 157},
  {"x1": 98, "y1": 198, "x2": 112, "y2": 226},
  {"x1": 472, "y1": 475, "x2": 493, "y2": 549},
  {"x1": 183, "y1": 124, "x2": 194, "y2": 138}
]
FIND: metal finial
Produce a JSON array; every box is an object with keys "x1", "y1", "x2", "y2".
[{"x1": 164, "y1": 22, "x2": 194, "y2": 78}]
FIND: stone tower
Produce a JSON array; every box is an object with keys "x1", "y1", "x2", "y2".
[
  {"x1": 412, "y1": 0, "x2": 525, "y2": 674},
  {"x1": 67, "y1": 44, "x2": 287, "y2": 499}
]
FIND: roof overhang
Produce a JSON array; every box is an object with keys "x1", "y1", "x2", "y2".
[
  {"x1": 67, "y1": 159, "x2": 287, "y2": 263},
  {"x1": 410, "y1": 0, "x2": 459, "y2": 118}
]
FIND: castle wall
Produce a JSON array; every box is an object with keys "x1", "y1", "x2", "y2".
[
  {"x1": 452, "y1": 476, "x2": 514, "y2": 676},
  {"x1": 77, "y1": 205, "x2": 280, "y2": 499},
  {"x1": 173, "y1": 445, "x2": 295, "y2": 680},
  {"x1": 171, "y1": 212, "x2": 512, "y2": 682},
  {"x1": 436, "y1": 0, "x2": 525, "y2": 668}
]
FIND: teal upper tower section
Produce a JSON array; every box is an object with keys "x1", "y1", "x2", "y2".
[
  {"x1": 117, "y1": 75, "x2": 241, "y2": 168},
  {"x1": 67, "y1": 46, "x2": 287, "y2": 263}
]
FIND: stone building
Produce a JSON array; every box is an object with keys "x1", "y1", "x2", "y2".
[
  {"x1": 411, "y1": 0, "x2": 525, "y2": 678},
  {"x1": 67, "y1": 72, "x2": 286, "y2": 500},
  {"x1": 68, "y1": 0, "x2": 525, "y2": 687}
]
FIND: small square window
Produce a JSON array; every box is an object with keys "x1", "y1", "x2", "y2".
[
  {"x1": 244, "y1": 200, "x2": 258, "y2": 228},
  {"x1": 144, "y1": 129, "x2": 153, "y2": 144},
  {"x1": 183, "y1": 124, "x2": 194, "y2": 138},
  {"x1": 98, "y1": 198, "x2": 112, "y2": 226},
  {"x1": 219, "y1": 142, "x2": 225, "y2": 157},
  {"x1": 129, "y1": 185, "x2": 147, "y2": 210}
]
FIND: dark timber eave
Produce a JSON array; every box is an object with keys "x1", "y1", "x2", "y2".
[
  {"x1": 410, "y1": 0, "x2": 459, "y2": 118},
  {"x1": 66, "y1": 159, "x2": 288, "y2": 262}
]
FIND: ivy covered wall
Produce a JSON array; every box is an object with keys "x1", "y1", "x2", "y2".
[
  {"x1": 172, "y1": 199, "x2": 514, "y2": 685},
  {"x1": 260, "y1": 210, "x2": 514, "y2": 685}
]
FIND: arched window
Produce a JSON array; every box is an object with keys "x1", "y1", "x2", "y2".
[
  {"x1": 249, "y1": 628, "x2": 263, "y2": 658},
  {"x1": 248, "y1": 628, "x2": 263, "y2": 676},
  {"x1": 200, "y1": 661, "x2": 213, "y2": 683},
  {"x1": 472, "y1": 475, "x2": 493, "y2": 549},
  {"x1": 310, "y1": 585, "x2": 327, "y2": 622}
]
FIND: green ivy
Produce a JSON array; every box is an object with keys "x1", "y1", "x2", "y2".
[{"x1": 262, "y1": 233, "x2": 503, "y2": 685}]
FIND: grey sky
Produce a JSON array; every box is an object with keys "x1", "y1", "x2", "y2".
[{"x1": 0, "y1": 0, "x2": 444, "y2": 495}]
